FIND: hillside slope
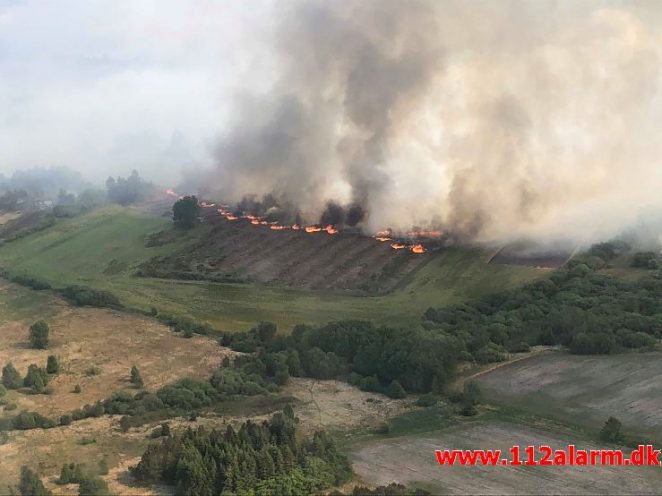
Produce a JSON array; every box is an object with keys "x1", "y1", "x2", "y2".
[
  {"x1": 0, "y1": 206, "x2": 545, "y2": 329},
  {"x1": 140, "y1": 214, "x2": 434, "y2": 293}
]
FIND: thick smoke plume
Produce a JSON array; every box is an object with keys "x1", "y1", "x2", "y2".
[{"x1": 204, "y1": 0, "x2": 662, "y2": 246}]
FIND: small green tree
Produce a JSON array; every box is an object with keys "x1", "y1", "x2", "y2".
[
  {"x1": 73, "y1": 384, "x2": 82, "y2": 394},
  {"x1": 119, "y1": 415, "x2": 131, "y2": 432},
  {"x1": 19, "y1": 466, "x2": 51, "y2": 496},
  {"x1": 173, "y1": 196, "x2": 200, "y2": 229},
  {"x1": 29, "y1": 321, "x2": 49, "y2": 349},
  {"x1": 461, "y1": 382, "x2": 482, "y2": 416},
  {"x1": 2, "y1": 363, "x2": 23, "y2": 389},
  {"x1": 0, "y1": 384, "x2": 6, "y2": 399},
  {"x1": 600, "y1": 416, "x2": 624, "y2": 443},
  {"x1": 130, "y1": 366, "x2": 144, "y2": 388},
  {"x1": 23, "y1": 365, "x2": 49, "y2": 394},
  {"x1": 46, "y1": 355, "x2": 60, "y2": 374}
]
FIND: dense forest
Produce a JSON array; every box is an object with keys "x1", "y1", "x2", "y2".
[
  {"x1": 222, "y1": 244, "x2": 662, "y2": 396},
  {"x1": 132, "y1": 408, "x2": 352, "y2": 495}
]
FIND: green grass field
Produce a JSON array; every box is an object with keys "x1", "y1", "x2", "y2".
[{"x1": 0, "y1": 206, "x2": 544, "y2": 331}]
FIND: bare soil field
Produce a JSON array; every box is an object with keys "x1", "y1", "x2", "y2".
[
  {"x1": 139, "y1": 215, "x2": 435, "y2": 293},
  {"x1": 476, "y1": 350, "x2": 662, "y2": 439},
  {"x1": 351, "y1": 420, "x2": 662, "y2": 495},
  {"x1": 0, "y1": 290, "x2": 229, "y2": 419}
]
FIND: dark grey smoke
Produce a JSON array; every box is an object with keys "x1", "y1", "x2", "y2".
[
  {"x1": 204, "y1": 0, "x2": 662, "y2": 246},
  {"x1": 206, "y1": 0, "x2": 442, "y2": 227},
  {"x1": 319, "y1": 202, "x2": 344, "y2": 226}
]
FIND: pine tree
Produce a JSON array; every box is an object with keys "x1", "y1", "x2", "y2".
[
  {"x1": 29, "y1": 321, "x2": 49, "y2": 349},
  {"x1": 2, "y1": 362, "x2": 23, "y2": 389},
  {"x1": 23, "y1": 364, "x2": 49, "y2": 394},
  {"x1": 46, "y1": 355, "x2": 60, "y2": 374},
  {"x1": 130, "y1": 366, "x2": 144, "y2": 388}
]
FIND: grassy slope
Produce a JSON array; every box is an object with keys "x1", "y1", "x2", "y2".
[{"x1": 0, "y1": 206, "x2": 544, "y2": 330}]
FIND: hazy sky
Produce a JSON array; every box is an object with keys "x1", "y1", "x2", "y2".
[{"x1": 0, "y1": 0, "x2": 273, "y2": 184}]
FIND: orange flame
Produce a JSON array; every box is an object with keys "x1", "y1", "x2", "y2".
[
  {"x1": 199, "y1": 201, "x2": 216, "y2": 208},
  {"x1": 245, "y1": 214, "x2": 259, "y2": 220},
  {"x1": 376, "y1": 230, "x2": 392, "y2": 238},
  {"x1": 324, "y1": 225, "x2": 338, "y2": 235},
  {"x1": 260, "y1": 220, "x2": 269, "y2": 225},
  {"x1": 411, "y1": 244, "x2": 426, "y2": 254},
  {"x1": 305, "y1": 225, "x2": 322, "y2": 233},
  {"x1": 376, "y1": 236, "x2": 392, "y2": 242},
  {"x1": 165, "y1": 188, "x2": 182, "y2": 199},
  {"x1": 390, "y1": 243, "x2": 406, "y2": 250},
  {"x1": 250, "y1": 219, "x2": 260, "y2": 225},
  {"x1": 291, "y1": 224, "x2": 301, "y2": 230},
  {"x1": 225, "y1": 214, "x2": 238, "y2": 221},
  {"x1": 270, "y1": 224, "x2": 287, "y2": 230}
]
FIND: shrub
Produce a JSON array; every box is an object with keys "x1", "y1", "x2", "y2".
[
  {"x1": 10, "y1": 275, "x2": 51, "y2": 290},
  {"x1": 19, "y1": 466, "x2": 51, "y2": 496},
  {"x1": 57, "y1": 463, "x2": 85, "y2": 485},
  {"x1": 29, "y1": 321, "x2": 49, "y2": 349},
  {"x1": 73, "y1": 384, "x2": 82, "y2": 393},
  {"x1": 12, "y1": 411, "x2": 56, "y2": 430},
  {"x1": 78, "y1": 476, "x2": 111, "y2": 496},
  {"x1": 460, "y1": 382, "x2": 482, "y2": 417},
  {"x1": 474, "y1": 343, "x2": 506, "y2": 364},
  {"x1": 416, "y1": 393, "x2": 438, "y2": 407},
  {"x1": 60, "y1": 285, "x2": 121, "y2": 308},
  {"x1": 84, "y1": 366, "x2": 101, "y2": 376},
  {"x1": 130, "y1": 366, "x2": 144, "y2": 388},
  {"x1": 23, "y1": 365, "x2": 49, "y2": 394},
  {"x1": 386, "y1": 379, "x2": 407, "y2": 399},
  {"x1": 600, "y1": 416, "x2": 624, "y2": 443},
  {"x1": 46, "y1": 355, "x2": 60, "y2": 374}
]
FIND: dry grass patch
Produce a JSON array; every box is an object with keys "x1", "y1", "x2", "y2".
[{"x1": 0, "y1": 305, "x2": 229, "y2": 418}]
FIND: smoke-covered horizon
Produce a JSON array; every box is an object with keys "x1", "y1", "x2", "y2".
[
  {"x1": 202, "y1": 0, "x2": 662, "y2": 247},
  {"x1": 4, "y1": 1, "x2": 662, "y2": 247}
]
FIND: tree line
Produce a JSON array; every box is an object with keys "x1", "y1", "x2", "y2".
[{"x1": 132, "y1": 407, "x2": 352, "y2": 495}]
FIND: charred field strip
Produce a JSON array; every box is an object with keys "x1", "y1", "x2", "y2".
[{"x1": 138, "y1": 212, "x2": 438, "y2": 294}]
